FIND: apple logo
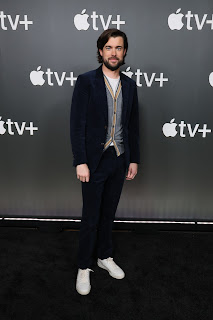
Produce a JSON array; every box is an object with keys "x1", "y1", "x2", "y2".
[
  {"x1": 122, "y1": 66, "x2": 134, "y2": 78},
  {"x1": 0, "y1": 116, "x2": 6, "y2": 135},
  {"x1": 168, "y1": 8, "x2": 184, "y2": 30},
  {"x1": 74, "y1": 9, "x2": 90, "y2": 30},
  {"x1": 209, "y1": 72, "x2": 213, "y2": 87},
  {"x1": 162, "y1": 118, "x2": 178, "y2": 137},
  {"x1": 30, "y1": 66, "x2": 45, "y2": 86}
]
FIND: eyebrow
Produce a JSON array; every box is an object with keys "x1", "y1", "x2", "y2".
[{"x1": 105, "y1": 45, "x2": 123, "y2": 48}]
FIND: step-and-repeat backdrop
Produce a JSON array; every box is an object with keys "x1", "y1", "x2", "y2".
[{"x1": 1, "y1": 0, "x2": 213, "y2": 220}]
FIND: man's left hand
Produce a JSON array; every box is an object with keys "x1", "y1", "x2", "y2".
[{"x1": 126, "y1": 163, "x2": 138, "y2": 180}]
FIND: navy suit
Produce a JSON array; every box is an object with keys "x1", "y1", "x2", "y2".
[
  {"x1": 70, "y1": 64, "x2": 140, "y2": 174},
  {"x1": 70, "y1": 64, "x2": 140, "y2": 269}
]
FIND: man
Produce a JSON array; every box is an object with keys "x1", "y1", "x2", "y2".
[{"x1": 70, "y1": 28, "x2": 140, "y2": 295}]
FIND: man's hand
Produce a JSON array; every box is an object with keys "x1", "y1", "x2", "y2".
[
  {"x1": 126, "y1": 163, "x2": 138, "y2": 180},
  {"x1": 76, "y1": 164, "x2": 90, "y2": 182}
]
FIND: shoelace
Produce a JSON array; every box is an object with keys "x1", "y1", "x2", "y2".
[
  {"x1": 79, "y1": 268, "x2": 94, "y2": 282},
  {"x1": 105, "y1": 257, "x2": 119, "y2": 269}
]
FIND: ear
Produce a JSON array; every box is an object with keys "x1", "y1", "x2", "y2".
[{"x1": 99, "y1": 49, "x2": 103, "y2": 57}]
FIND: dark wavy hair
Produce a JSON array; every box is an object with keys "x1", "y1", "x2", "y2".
[{"x1": 97, "y1": 28, "x2": 128, "y2": 64}]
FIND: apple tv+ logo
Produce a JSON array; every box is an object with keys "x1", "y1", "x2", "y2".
[
  {"x1": 0, "y1": 11, "x2": 33, "y2": 30},
  {"x1": 73, "y1": 9, "x2": 125, "y2": 31},
  {"x1": 168, "y1": 8, "x2": 213, "y2": 30},
  {"x1": 122, "y1": 66, "x2": 169, "y2": 87},
  {"x1": 208, "y1": 72, "x2": 213, "y2": 87},
  {"x1": 30, "y1": 66, "x2": 77, "y2": 86},
  {"x1": 162, "y1": 119, "x2": 211, "y2": 138},
  {"x1": 0, "y1": 116, "x2": 38, "y2": 136}
]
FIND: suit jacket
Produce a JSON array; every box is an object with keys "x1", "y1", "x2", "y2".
[{"x1": 70, "y1": 64, "x2": 140, "y2": 174}]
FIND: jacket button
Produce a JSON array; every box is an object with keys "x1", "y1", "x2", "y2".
[
  {"x1": 101, "y1": 142, "x2": 104, "y2": 145},
  {"x1": 104, "y1": 125, "x2": 107, "y2": 129}
]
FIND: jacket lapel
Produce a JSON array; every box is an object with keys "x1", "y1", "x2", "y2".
[
  {"x1": 120, "y1": 71, "x2": 130, "y2": 125},
  {"x1": 95, "y1": 64, "x2": 130, "y2": 125},
  {"x1": 95, "y1": 65, "x2": 108, "y2": 123}
]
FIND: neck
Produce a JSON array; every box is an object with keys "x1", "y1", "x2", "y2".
[{"x1": 102, "y1": 64, "x2": 120, "y2": 79}]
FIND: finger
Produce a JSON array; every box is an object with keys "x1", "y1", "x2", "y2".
[
  {"x1": 126, "y1": 169, "x2": 131, "y2": 178},
  {"x1": 126, "y1": 172, "x2": 132, "y2": 180},
  {"x1": 129, "y1": 172, "x2": 135, "y2": 180}
]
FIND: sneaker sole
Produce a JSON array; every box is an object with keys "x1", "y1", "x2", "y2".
[
  {"x1": 76, "y1": 285, "x2": 91, "y2": 295},
  {"x1": 97, "y1": 260, "x2": 125, "y2": 279}
]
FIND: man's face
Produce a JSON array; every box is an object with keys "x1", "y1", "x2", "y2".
[{"x1": 99, "y1": 36, "x2": 126, "y2": 71}]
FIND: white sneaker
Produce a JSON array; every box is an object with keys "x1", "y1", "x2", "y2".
[
  {"x1": 97, "y1": 257, "x2": 125, "y2": 279},
  {"x1": 76, "y1": 268, "x2": 94, "y2": 295}
]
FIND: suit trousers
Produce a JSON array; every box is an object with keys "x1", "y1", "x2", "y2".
[{"x1": 77, "y1": 146, "x2": 126, "y2": 269}]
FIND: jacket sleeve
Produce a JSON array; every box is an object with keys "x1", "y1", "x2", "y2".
[
  {"x1": 70, "y1": 74, "x2": 89, "y2": 167},
  {"x1": 128, "y1": 82, "x2": 140, "y2": 164}
]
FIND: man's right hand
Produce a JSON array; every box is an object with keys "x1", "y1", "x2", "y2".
[{"x1": 76, "y1": 164, "x2": 90, "y2": 182}]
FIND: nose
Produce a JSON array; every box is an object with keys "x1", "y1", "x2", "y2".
[{"x1": 111, "y1": 48, "x2": 116, "y2": 56}]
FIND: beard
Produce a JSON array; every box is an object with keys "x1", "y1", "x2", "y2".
[{"x1": 102, "y1": 57, "x2": 124, "y2": 71}]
